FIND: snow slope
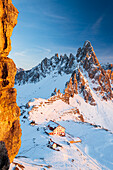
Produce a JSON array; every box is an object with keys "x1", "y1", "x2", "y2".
[
  {"x1": 15, "y1": 70, "x2": 113, "y2": 132},
  {"x1": 70, "y1": 94, "x2": 113, "y2": 132},
  {"x1": 15, "y1": 71, "x2": 71, "y2": 106},
  {"x1": 28, "y1": 98, "x2": 79, "y2": 124},
  {"x1": 10, "y1": 104, "x2": 113, "y2": 169}
]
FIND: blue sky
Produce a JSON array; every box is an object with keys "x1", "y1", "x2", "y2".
[{"x1": 10, "y1": 0, "x2": 113, "y2": 70}]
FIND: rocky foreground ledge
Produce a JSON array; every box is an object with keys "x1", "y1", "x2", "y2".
[{"x1": 0, "y1": 0, "x2": 21, "y2": 167}]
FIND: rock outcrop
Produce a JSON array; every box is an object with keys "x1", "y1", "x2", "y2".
[
  {"x1": 102, "y1": 63, "x2": 113, "y2": 86},
  {"x1": 0, "y1": 0, "x2": 21, "y2": 164},
  {"x1": 63, "y1": 69, "x2": 96, "y2": 105}
]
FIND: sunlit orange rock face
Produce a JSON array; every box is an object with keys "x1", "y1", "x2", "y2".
[{"x1": 0, "y1": 0, "x2": 21, "y2": 163}]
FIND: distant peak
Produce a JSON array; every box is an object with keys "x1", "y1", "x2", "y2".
[
  {"x1": 55, "y1": 53, "x2": 59, "y2": 58},
  {"x1": 76, "y1": 40, "x2": 94, "y2": 62},
  {"x1": 83, "y1": 40, "x2": 92, "y2": 47}
]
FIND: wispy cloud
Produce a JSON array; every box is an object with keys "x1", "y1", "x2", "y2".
[
  {"x1": 95, "y1": 43, "x2": 113, "y2": 64},
  {"x1": 13, "y1": 46, "x2": 51, "y2": 57},
  {"x1": 43, "y1": 11, "x2": 67, "y2": 21},
  {"x1": 20, "y1": 22, "x2": 37, "y2": 29},
  {"x1": 36, "y1": 45, "x2": 51, "y2": 53},
  {"x1": 91, "y1": 15, "x2": 104, "y2": 34},
  {"x1": 9, "y1": 46, "x2": 52, "y2": 70},
  {"x1": 14, "y1": 51, "x2": 27, "y2": 57}
]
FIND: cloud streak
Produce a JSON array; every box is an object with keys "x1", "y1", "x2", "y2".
[
  {"x1": 91, "y1": 15, "x2": 104, "y2": 34},
  {"x1": 13, "y1": 46, "x2": 51, "y2": 58},
  {"x1": 43, "y1": 11, "x2": 66, "y2": 20},
  {"x1": 36, "y1": 45, "x2": 51, "y2": 53}
]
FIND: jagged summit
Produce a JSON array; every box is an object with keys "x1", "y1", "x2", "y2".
[
  {"x1": 83, "y1": 40, "x2": 92, "y2": 47},
  {"x1": 76, "y1": 40, "x2": 99, "y2": 66},
  {"x1": 70, "y1": 41, "x2": 113, "y2": 101}
]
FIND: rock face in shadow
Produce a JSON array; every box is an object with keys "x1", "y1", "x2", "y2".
[
  {"x1": 0, "y1": 141, "x2": 10, "y2": 170},
  {"x1": 0, "y1": 0, "x2": 21, "y2": 164}
]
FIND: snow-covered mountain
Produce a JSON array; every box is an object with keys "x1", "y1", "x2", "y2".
[
  {"x1": 15, "y1": 53, "x2": 77, "y2": 85},
  {"x1": 15, "y1": 42, "x2": 113, "y2": 100},
  {"x1": 12, "y1": 41, "x2": 113, "y2": 169},
  {"x1": 15, "y1": 42, "x2": 113, "y2": 90}
]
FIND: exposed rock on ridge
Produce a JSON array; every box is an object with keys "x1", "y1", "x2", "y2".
[
  {"x1": 0, "y1": 0, "x2": 21, "y2": 164},
  {"x1": 63, "y1": 69, "x2": 96, "y2": 105},
  {"x1": 102, "y1": 64, "x2": 113, "y2": 86}
]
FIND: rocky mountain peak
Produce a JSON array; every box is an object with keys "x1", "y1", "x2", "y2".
[
  {"x1": 83, "y1": 40, "x2": 92, "y2": 48},
  {"x1": 75, "y1": 41, "x2": 113, "y2": 100},
  {"x1": 76, "y1": 40, "x2": 99, "y2": 66}
]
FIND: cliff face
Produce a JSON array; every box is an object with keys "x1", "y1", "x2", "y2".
[{"x1": 0, "y1": 0, "x2": 21, "y2": 165}]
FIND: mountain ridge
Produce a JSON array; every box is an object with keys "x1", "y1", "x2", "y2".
[
  {"x1": 15, "y1": 41, "x2": 113, "y2": 105},
  {"x1": 15, "y1": 53, "x2": 77, "y2": 85}
]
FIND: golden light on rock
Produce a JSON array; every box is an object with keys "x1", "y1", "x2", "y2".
[{"x1": 0, "y1": 0, "x2": 21, "y2": 164}]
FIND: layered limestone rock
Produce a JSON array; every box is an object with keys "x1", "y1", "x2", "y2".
[{"x1": 0, "y1": 0, "x2": 21, "y2": 164}]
